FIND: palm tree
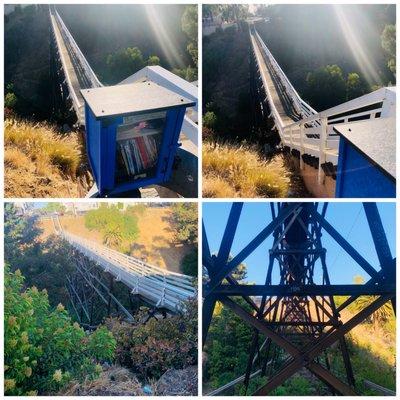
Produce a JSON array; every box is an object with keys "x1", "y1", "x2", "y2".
[
  {"x1": 103, "y1": 223, "x2": 123, "y2": 248},
  {"x1": 354, "y1": 296, "x2": 393, "y2": 330}
]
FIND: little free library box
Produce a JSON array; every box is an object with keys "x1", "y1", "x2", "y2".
[{"x1": 81, "y1": 81, "x2": 196, "y2": 197}]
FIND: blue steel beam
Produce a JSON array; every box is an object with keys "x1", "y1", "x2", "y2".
[
  {"x1": 212, "y1": 283, "x2": 395, "y2": 296},
  {"x1": 362, "y1": 202, "x2": 394, "y2": 274},
  {"x1": 216, "y1": 202, "x2": 243, "y2": 267},
  {"x1": 206, "y1": 203, "x2": 302, "y2": 294}
]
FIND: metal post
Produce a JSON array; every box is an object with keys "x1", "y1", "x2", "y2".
[
  {"x1": 317, "y1": 117, "x2": 328, "y2": 184},
  {"x1": 299, "y1": 123, "x2": 305, "y2": 170}
]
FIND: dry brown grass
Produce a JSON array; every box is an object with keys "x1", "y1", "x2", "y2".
[
  {"x1": 202, "y1": 142, "x2": 290, "y2": 198},
  {"x1": 4, "y1": 147, "x2": 30, "y2": 169},
  {"x1": 4, "y1": 118, "x2": 83, "y2": 197},
  {"x1": 60, "y1": 367, "x2": 144, "y2": 396},
  {"x1": 5, "y1": 118, "x2": 80, "y2": 175}
]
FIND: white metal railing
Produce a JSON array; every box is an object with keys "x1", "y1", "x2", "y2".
[
  {"x1": 251, "y1": 27, "x2": 396, "y2": 181},
  {"x1": 254, "y1": 30, "x2": 318, "y2": 121},
  {"x1": 59, "y1": 229, "x2": 195, "y2": 311},
  {"x1": 119, "y1": 66, "x2": 198, "y2": 147}
]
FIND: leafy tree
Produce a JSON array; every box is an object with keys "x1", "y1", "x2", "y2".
[
  {"x1": 147, "y1": 55, "x2": 160, "y2": 66},
  {"x1": 346, "y1": 72, "x2": 369, "y2": 101},
  {"x1": 305, "y1": 65, "x2": 346, "y2": 110},
  {"x1": 106, "y1": 47, "x2": 145, "y2": 83},
  {"x1": 354, "y1": 296, "x2": 394, "y2": 330},
  {"x1": 85, "y1": 206, "x2": 139, "y2": 249},
  {"x1": 105, "y1": 298, "x2": 197, "y2": 380},
  {"x1": 203, "y1": 111, "x2": 217, "y2": 129},
  {"x1": 230, "y1": 261, "x2": 247, "y2": 282},
  {"x1": 5, "y1": 92, "x2": 17, "y2": 109},
  {"x1": 4, "y1": 203, "x2": 41, "y2": 262},
  {"x1": 381, "y1": 24, "x2": 396, "y2": 74},
  {"x1": 127, "y1": 203, "x2": 147, "y2": 216},
  {"x1": 103, "y1": 222, "x2": 123, "y2": 247},
  {"x1": 220, "y1": 5, "x2": 249, "y2": 24},
  {"x1": 182, "y1": 5, "x2": 198, "y2": 67},
  {"x1": 42, "y1": 202, "x2": 66, "y2": 214},
  {"x1": 205, "y1": 297, "x2": 253, "y2": 389},
  {"x1": 4, "y1": 267, "x2": 116, "y2": 395},
  {"x1": 181, "y1": 249, "x2": 198, "y2": 277},
  {"x1": 171, "y1": 203, "x2": 198, "y2": 244}
]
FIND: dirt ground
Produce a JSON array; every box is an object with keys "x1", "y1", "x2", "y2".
[
  {"x1": 5, "y1": 161, "x2": 81, "y2": 198},
  {"x1": 39, "y1": 208, "x2": 192, "y2": 274}
]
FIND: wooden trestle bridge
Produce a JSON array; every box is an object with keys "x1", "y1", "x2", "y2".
[
  {"x1": 249, "y1": 24, "x2": 396, "y2": 197},
  {"x1": 51, "y1": 216, "x2": 195, "y2": 325},
  {"x1": 202, "y1": 202, "x2": 395, "y2": 395}
]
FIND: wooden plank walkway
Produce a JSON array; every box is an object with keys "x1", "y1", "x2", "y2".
[{"x1": 250, "y1": 31, "x2": 299, "y2": 127}]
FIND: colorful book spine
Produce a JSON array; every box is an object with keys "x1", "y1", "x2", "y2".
[{"x1": 117, "y1": 135, "x2": 159, "y2": 177}]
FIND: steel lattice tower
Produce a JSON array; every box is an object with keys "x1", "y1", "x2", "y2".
[{"x1": 202, "y1": 202, "x2": 395, "y2": 396}]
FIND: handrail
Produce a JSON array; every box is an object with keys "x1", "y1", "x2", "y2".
[
  {"x1": 251, "y1": 26, "x2": 396, "y2": 179},
  {"x1": 53, "y1": 222, "x2": 195, "y2": 311},
  {"x1": 284, "y1": 87, "x2": 396, "y2": 129}
]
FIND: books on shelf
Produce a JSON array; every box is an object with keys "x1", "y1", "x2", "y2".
[
  {"x1": 116, "y1": 111, "x2": 166, "y2": 178},
  {"x1": 117, "y1": 135, "x2": 159, "y2": 176}
]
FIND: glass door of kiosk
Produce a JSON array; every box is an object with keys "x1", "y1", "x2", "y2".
[{"x1": 115, "y1": 111, "x2": 167, "y2": 184}]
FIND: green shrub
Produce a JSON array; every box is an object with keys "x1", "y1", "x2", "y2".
[
  {"x1": 106, "y1": 299, "x2": 197, "y2": 380},
  {"x1": 181, "y1": 250, "x2": 198, "y2": 276},
  {"x1": 4, "y1": 267, "x2": 116, "y2": 395},
  {"x1": 203, "y1": 111, "x2": 217, "y2": 129},
  {"x1": 171, "y1": 203, "x2": 198, "y2": 244},
  {"x1": 85, "y1": 206, "x2": 139, "y2": 248}
]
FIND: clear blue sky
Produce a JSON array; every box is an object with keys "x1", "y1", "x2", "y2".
[{"x1": 203, "y1": 202, "x2": 396, "y2": 285}]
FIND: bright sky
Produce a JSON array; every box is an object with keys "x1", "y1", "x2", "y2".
[{"x1": 203, "y1": 202, "x2": 396, "y2": 285}]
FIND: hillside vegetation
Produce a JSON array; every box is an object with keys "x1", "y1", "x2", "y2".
[
  {"x1": 5, "y1": 118, "x2": 88, "y2": 197},
  {"x1": 4, "y1": 204, "x2": 198, "y2": 395},
  {"x1": 203, "y1": 142, "x2": 291, "y2": 198}
]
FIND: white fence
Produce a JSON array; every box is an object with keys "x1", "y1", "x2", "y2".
[
  {"x1": 252, "y1": 28, "x2": 396, "y2": 182},
  {"x1": 59, "y1": 230, "x2": 196, "y2": 311},
  {"x1": 119, "y1": 66, "x2": 198, "y2": 147}
]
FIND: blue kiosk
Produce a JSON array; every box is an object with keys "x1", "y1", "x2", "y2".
[
  {"x1": 81, "y1": 81, "x2": 195, "y2": 197},
  {"x1": 335, "y1": 118, "x2": 396, "y2": 198}
]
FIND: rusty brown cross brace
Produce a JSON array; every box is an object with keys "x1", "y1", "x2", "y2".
[{"x1": 220, "y1": 293, "x2": 393, "y2": 395}]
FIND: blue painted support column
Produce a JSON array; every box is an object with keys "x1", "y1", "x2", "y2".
[{"x1": 216, "y1": 202, "x2": 244, "y2": 267}]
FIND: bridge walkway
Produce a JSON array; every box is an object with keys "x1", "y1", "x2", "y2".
[
  {"x1": 51, "y1": 217, "x2": 195, "y2": 312},
  {"x1": 250, "y1": 29, "x2": 300, "y2": 127},
  {"x1": 50, "y1": 10, "x2": 85, "y2": 122}
]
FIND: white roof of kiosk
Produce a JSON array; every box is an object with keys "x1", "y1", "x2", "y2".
[
  {"x1": 335, "y1": 117, "x2": 396, "y2": 179},
  {"x1": 81, "y1": 80, "x2": 195, "y2": 119}
]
